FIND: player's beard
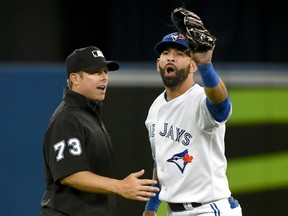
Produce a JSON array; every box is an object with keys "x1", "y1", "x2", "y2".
[{"x1": 159, "y1": 64, "x2": 190, "y2": 88}]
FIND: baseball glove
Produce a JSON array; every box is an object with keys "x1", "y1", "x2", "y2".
[{"x1": 171, "y1": 7, "x2": 216, "y2": 52}]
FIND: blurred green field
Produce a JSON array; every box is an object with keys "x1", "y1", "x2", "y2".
[
  {"x1": 228, "y1": 88, "x2": 288, "y2": 125},
  {"x1": 155, "y1": 88, "x2": 288, "y2": 215},
  {"x1": 227, "y1": 151, "x2": 288, "y2": 193}
]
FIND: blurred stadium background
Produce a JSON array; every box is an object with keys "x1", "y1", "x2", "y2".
[{"x1": 0, "y1": 0, "x2": 287, "y2": 215}]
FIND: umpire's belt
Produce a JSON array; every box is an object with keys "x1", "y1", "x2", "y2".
[{"x1": 168, "y1": 202, "x2": 202, "y2": 212}]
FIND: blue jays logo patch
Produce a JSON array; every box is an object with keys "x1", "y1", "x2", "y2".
[
  {"x1": 171, "y1": 33, "x2": 185, "y2": 41},
  {"x1": 167, "y1": 149, "x2": 193, "y2": 173}
]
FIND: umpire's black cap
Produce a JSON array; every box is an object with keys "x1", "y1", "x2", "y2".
[{"x1": 66, "y1": 46, "x2": 119, "y2": 77}]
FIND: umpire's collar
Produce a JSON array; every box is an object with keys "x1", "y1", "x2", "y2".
[{"x1": 63, "y1": 87, "x2": 103, "y2": 114}]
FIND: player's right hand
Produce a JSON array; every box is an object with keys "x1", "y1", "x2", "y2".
[{"x1": 192, "y1": 49, "x2": 213, "y2": 65}]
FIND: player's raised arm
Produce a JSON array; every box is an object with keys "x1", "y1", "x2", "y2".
[
  {"x1": 171, "y1": 7, "x2": 227, "y2": 103},
  {"x1": 171, "y1": 7, "x2": 231, "y2": 122},
  {"x1": 192, "y1": 49, "x2": 231, "y2": 122},
  {"x1": 192, "y1": 50, "x2": 228, "y2": 104}
]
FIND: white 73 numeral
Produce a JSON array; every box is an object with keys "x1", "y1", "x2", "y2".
[{"x1": 53, "y1": 138, "x2": 82, "y2": 161}]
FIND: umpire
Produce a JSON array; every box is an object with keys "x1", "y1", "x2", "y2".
[{"x1": 40, "y1": 46, "x2": 159, "y2": 216}]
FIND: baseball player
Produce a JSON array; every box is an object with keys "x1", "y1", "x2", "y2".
[
  {"x1": 40, "y1": 46, "x2": 159, "y2": 216},
  {"x1": 142, "y1": 31, "x2": 242, "y2": 216}
]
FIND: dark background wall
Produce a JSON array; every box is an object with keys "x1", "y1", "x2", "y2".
[{"x1": 0, "y1": 0, "x2": 287, "y2": 63}]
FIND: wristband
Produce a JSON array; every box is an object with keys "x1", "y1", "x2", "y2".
[
  {"x1": 197, "y1": 63, "x2": 219, "y2": 88},
  {"x1": 144, "y1": 184, "x2": 161, "y2": 211}
]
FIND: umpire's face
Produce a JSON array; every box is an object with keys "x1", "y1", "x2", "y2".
[{"x1": 69, "y1": 67, "x2": 109, "y2": 101}]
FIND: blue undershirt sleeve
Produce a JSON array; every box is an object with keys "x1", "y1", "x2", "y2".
[
  {"x1": 144, "y1": 161, "x2": 161, "y2": 212},
  {"x1": 206, "y1": 97, "x2": 231, "y2": 122},
  {"x1": 144, "y1": 183, "x2": 161, "y2": 211}
]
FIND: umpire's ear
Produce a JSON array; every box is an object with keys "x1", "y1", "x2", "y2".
[{"x1": 69, "y1": 72, "x2": 81, "y2": 88}]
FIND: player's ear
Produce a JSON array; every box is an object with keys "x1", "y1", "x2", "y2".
[
  {"x1": 156, "y1": 58, "x2": 160, "y2": 72},
  {"x1": 190, "y1": 61, "x2": 197, "y2": 73}
]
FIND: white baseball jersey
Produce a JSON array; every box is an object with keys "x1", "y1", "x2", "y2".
[{"x1": 145, "y1": 84, "x2": 232, "y2": 203}]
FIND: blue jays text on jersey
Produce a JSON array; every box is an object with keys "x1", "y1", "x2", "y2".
[{"x1": 148, "y1": 122, "x2": 192, "y2": 146}]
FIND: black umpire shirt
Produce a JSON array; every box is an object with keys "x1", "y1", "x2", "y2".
[{"x1": 41, "y1": 88, "x2": 116, "y2": 216}]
